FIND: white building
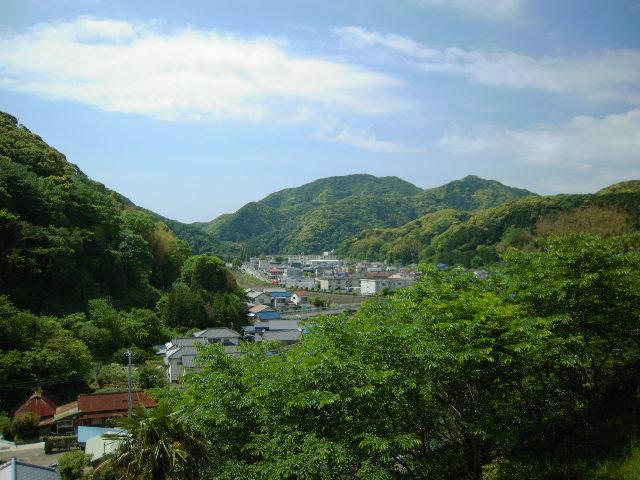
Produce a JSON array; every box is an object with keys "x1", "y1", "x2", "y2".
[
  {"x1": 360, "y1": 275, "x2": 415, "y2": 295},
  {"x1": 317, "y1": 276, "x2": 358, "y2": 291}
]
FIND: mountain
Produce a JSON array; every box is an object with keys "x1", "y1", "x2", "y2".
[
  {"x1": 201, "y1": 174, "x2": 535, "y2": 255},
  {"x1": 0, "y1": 111, "x2": 190, "y2": 313},
  {"x1": 341, "y1": 184, "x2": 640, "y2": 265}
]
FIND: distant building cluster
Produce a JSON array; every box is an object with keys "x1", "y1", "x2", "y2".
[{"x1": 242, "y1": 253, "x2": 420, "y2": 295}]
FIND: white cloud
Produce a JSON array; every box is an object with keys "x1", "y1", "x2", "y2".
[
  {"x1": 0, "y1": 17, "x2": 405, "y2": 123},
  {"x1": 414, "y1": 0, "x2": 526, "y2": 21},
  {"x1": 336, "y1": 26, "x2": 640, "y2": 104},
  {"x1": 315, "y1": 121, "x2": 418, "y2": 153},
  {"x1": 438, "y1": 109, "x2": 640, "y2": 192}
]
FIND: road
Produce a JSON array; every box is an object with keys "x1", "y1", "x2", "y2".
[{"x1": 0, "y1": 442, "x2": 67, "y2": 467}]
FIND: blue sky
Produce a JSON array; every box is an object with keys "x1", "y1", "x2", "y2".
[{"x1": 1, "y1": 0, "x2": 639, "y2": 222}]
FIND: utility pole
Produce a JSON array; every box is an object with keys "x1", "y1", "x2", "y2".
[{"x1": 126, "y1": 350, "x2": 132, "y2": 416}]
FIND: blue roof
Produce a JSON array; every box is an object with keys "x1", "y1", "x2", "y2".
[
  {"x1": 256, "y1": 311, "x2": 282, "y2": 320},
  {"x1": 270, "y1": 291, "x2": 291, "y2": 298}
]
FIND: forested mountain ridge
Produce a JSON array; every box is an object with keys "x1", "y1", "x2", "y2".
[
  {"x1": 342, "y1": 182, "x2": 640, "y2": 265},
  {"x1": 199, "y1": 173, "x2": 535, "y2": 255}
]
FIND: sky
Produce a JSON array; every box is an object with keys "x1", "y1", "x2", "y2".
[{"x1": 1, "y1": 0, "x2": 639, "y2": 222}]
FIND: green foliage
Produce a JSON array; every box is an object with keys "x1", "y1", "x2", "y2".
[
  {"x1": 11, "y1": 412, "x2": 39, "y2": 441},
  {"x1": 170, "y1": 234, "x2": 640, "y2": 478},
  {"x1": 43, "y1": 435, "x2": 79, "y2": 454},
  {"x1": 180, "y1": 254, "x2": 236, "y2": 292},
  {"x1": 95, "y1": 363, "x2": 128, "y2": 389},
  {"x1": 0, "y1": 414, "x2": 11, "y2": 440},
  {"x1": 58, "y1": 450, "x2": 90, "y2": 480},
  {"x1": 0, "y1": 112, "x2": 189, "y2": 314},
  {"x1": 97, "y1": 402, "x2": 211, "y2": 480},
  {"x1": 157, "y1": 256, "x2": 246, "y2": 330},
  {"x1": 0, "y1": 297, "x2": 92, "y2": 411},
  {"x1": 136, "y1": 364, "x2": 168, "y2": 389},
  {"x1": 202, "y1": 174, "x2": 532, "y2": 256},
  {"x1": 343, "y1": 188, "x2": 640, "y2": 266}
]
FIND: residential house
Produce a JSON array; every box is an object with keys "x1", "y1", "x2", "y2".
[
  {"x1": 270, "y1": 291, "x2": 292, "y2": 308},
  {"x1": 166, "y1": 345, "x2": 240, "y2": 383},
  {"x1": 193, "y1": 328, "x2": 241, "y2": 345},
  {"x1": 291, "y1": 290, "x2": 309, "y2": 305},
  {"x1": 53, "y1": 401, "x2": 78, "y2": 434},
  {"x1": 250, "y1": 309, "x2": 282, "y2": 323},
  {"x1": 0, "y1": 459, "x2": 60, "y2": 480},
  {"x1": 256, "y1": 329, "x2": 301, "y2": 345},
  {"x1": 14, "y1": 392, "x2": 56, "y2": 430},
  {"x1": 158, "y1": 336, "x2": 209, "y2": 356},
  {"x1": 76, "y1": 391, "x2": 156, "y2": 427},
  {"x1": 246, "y1": 290, "x2": 272, "y2": 306}
]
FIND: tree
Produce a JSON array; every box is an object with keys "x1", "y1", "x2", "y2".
[
  {"x1": 136, "y1": 364, "x2": 168, "y2": 389},
  {"x1": 180, "y1": 255, "x2": 235, "y2": 293},
  {"x1": 97, "y1": 403, "x2": 211, "y2": 480},
  {"x1": 11, "y1": 412, "x2": 39, "y2": 441}
]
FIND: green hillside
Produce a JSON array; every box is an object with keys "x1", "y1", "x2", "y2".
[
  {"x1": 201, "y1": 174, "x2": 534, "y2": 255},
  {"x1": 342, "y1": 186, "x2": 640, "y2": 265},
  {"x1": 0, "y1": 111, "x2": 190, "y2": 313}
]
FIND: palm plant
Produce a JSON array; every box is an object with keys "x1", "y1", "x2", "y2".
[{"x1": 97, "y1": 402, "x2": 210, "y2": 480}]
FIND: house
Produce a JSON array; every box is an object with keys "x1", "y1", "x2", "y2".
[
  {"x1": 248, "y1": 304, "x2": 275, "y2": 315},
  {"x1": 252, "y1": 309, "x2": 282, "y2": 322},
  {"x1": 76, "y1": 391, "x2": 156, "y2": 427},
  {"x1": 84, "y1": 430, "x2": 122, "y2": 462},
  {"x1": 256, "y1": 329, "x2": 301, "y2": 345},
  {"x1": 270, "y1": 291, "x2": 292, "y2": 308},
  {"x1": 267, "y1": 319, "x2": 301, "y2": 331},
  {"x1": 157, "y1": 336, "x2": 209, "y2": 356},
  {"x1": 165, "y1": 346, "x2": 199, "y2": 383},
  {"x1": 246, "y1": 290, "x2": 272, "y2": 306},
  {"x1": 53, "y1": 401, "x2": 78, "y2": 434},
  {"x1": 14, "y1": 392, "x2": 56, "y2": 429},
  {"x1": 360, "y1": 274, "x2": 415, "y2": 296},
  {"x1": 193, "y1": 328, "x2": 241, "y2": 345},
  {"x1": 291, "y1": 290, "x2": 309, "y2": 305},
  {"x1": 0, "y1": 458, "x2": 60, "y2": 480}
]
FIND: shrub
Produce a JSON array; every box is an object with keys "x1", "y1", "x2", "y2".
[
  {"x1": 43, "y1": 435, "x2": 78, "y2": 454},
  {"x1": 59, "y1": 450, "x2": 90, "y2": 480},
  {"x1": 10, "y1": 412, "x2": 39, "y2": 441},
  {"x1": 0, "y1": 415, "x2": 11, "y2": 440}
]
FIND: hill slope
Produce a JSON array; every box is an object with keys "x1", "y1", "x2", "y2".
[
  {"x1": 0, "y1": 112, "x2": 189, "y2": 313},
  {"x1": 201, "y1": 174, "x2": 535, "y2": 255},
  {"x1": 341, "y1": 183, "x2": 640, "y2": 265}
]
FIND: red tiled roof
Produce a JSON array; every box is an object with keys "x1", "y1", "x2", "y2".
[
  {"x1": 294, "y1": 290, "x2": 309, "y2": 296},
  {"x1": 15, "y1": 392, "x2": 56, "y2": 418},
  {"x1": 78, "y1": 391, "x2": 156, "y2": 415}
]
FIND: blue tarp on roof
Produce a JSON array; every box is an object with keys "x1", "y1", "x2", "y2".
[
  {"x1": 256, "y1": 311, "x2": 282, "y2": 320},
  {"x1": 270, "y1": 291, "x2": 291, "y2": 298}
]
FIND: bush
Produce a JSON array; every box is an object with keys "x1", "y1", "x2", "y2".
[
  {"x1": 43, "y1": 435, "x2": 78, "y2": 454},
  {"x1": 136, "y1": 364, "x2": 168, "y2": 389},
  {"x1": 0, "y1": 415, "x2": 11, "y2": 440},
  {"x1": 59, "y1": 450, "x2": 90, "y2": 480},
  {"x1": 10, "y1": 412, "x2": 39, "y2": 441},
  {"x1": 96, "y1": 363, "x2": 128, "y2": 388}
]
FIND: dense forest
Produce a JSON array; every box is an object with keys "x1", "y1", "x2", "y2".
[
  {"x1": 341, "y1": 186, "x2": 640, "y2": 265},
  {"x1": 197, "y1": 173, "x2": 535, "y2": 256},
  {"x1": 100, "y1": 234, "x2": 640, "y2": 479},
  {"x1": 0, "y1": 112, "x2": 246, "y2": 411}
]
